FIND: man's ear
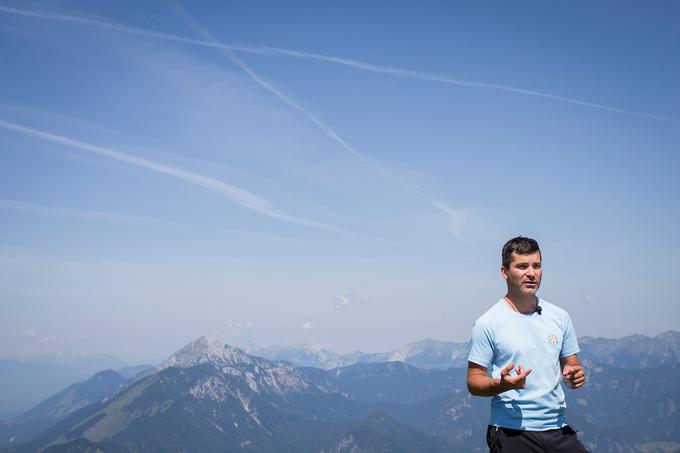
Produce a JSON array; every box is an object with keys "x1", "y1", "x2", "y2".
[{"x1": 500, "y1": 266, "x2": 508, "y2": 280}]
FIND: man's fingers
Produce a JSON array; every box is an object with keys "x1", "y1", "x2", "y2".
[
  {"x1": 502, "y1": 362, "x2": 515, "y2": 375},
  {"x1": 563, "y1": 368, "x2": 585, "y2": 389},
  {"x1": 564, "y1": 365, "x2": 583, "y2": 376},
  {"x1": 505, "y1": 375, "x2": 524, "y2": 387},
  {"x1": 503, "y1": 367, "x2": 532, "y2": 389},
  {"x1": 563, "y1": 366, "x2": 585, "y2": 388},
  {"x1": 572, "y1": 375, "x2": 585, "y2": 385},
  {"x1": 569, "y1": 379, "x2": 584, "y2": 389}
]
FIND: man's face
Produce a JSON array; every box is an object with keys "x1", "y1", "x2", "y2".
[{"x1": 501, "y1": 251, "x2": 542, "y2": 295}]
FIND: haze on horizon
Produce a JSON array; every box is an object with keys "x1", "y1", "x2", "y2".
[{"x1": 1, "y1": 0, "x2": 679, "y2": 364}]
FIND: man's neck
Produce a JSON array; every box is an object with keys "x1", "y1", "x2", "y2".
[{"x1": 504, "y1": 292, "x2": 537, "y2": 314}]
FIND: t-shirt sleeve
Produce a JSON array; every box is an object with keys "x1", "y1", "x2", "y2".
[
  {"x1": 560, "y1": 313, "x2": 580, "y2": 358},
  {"x1": 468, "y1": 320, "x2": 493, "y2": 369}
]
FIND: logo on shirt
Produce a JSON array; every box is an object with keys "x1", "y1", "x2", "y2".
[{"x1": 549, "y1": 335, "x2": 558, "y2": 345}]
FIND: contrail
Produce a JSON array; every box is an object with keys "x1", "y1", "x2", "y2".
[
  {"x1": 169, "y1": 2, "x2": 467, "y2": 236},
  {"x1": 166, "y1": 2, "x2": 375, "y2": 170},
  {"x1": 0, "y1": 198, "x2": 148, "y2": 223},
  {"x1": 236, "y1": 45, "x2": 680, "y2": 125},
  {"x1": 0, "y1": 119, "x2": 350, "y2": 234},
  {"x1": 0, "y1": 197, "x2": 338, "y2": 242},
  {"x1": 1, "y1": 5, "x2": 678, "y2": 125},
  {"x1": 0, "y1": 5, "x2": 209, "y2": 48}
]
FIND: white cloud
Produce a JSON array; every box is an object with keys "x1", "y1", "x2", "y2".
[
  {"x1": 226, "y1": 320, "x2": 255, "y2": 330},
  {"x1": 301, "y1": 321, "x2": 314, "y2": 330},
  {"x1": 334, "y1": 292, "x2": 369, "y2": 311}
]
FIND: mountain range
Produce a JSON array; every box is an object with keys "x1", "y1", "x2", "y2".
[
  {"x1": 0, "y1": 332, "x2": 678, "y2": 452},
  {"x1": 249, "y1": 331, "x2": 680, "y2": 371}
]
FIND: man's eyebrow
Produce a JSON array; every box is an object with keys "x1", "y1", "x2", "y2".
[{"x1": 515, "y1": 260, "x2": 540, "y2": 266}]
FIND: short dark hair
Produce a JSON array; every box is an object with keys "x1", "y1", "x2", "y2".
[{"x1": 502, "y1": 236, "x2": 541, "y2": 268}]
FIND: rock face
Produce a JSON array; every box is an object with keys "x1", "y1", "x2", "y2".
[
  {"x1": 2, "y1": 333, "x2": 679, "y2": 453},
  {"x1": 157, "y1": 336, "x2": 255, "y2": 370}
]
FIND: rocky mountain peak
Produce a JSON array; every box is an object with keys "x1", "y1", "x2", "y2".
[{"x1": 158, "y1": 336, "x2": 254, "y2": 370}]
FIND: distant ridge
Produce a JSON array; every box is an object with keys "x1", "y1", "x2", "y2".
[
  {"x1": 251, "y1": 331, "x2": 680, "y2": 370},
  {"x1": 0, "y1": 369, "x2": 125, "y2": 447},
  {"x1": 579, "y1": 331, "x2": 680, "y2": 369},
  {"x1": 250, "y1": 338, "x2": 471, "y2": 370},
  {"x1": 0, "y1": 354, "x2": 127, "y2": 421}
]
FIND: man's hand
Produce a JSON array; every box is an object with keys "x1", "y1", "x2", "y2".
[
  {"x1": 467, "y1": 361, "x2": 531, "y2": 396},
  {"x1": 500, "y1": 362, "x2": 532, "y2": 391},
  {"x1": 562, "y1": 364, "x2": 585, "y2": 389}
]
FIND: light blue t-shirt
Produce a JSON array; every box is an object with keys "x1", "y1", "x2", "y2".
[{"x1": 468, "y1": 298, "x2": 580, "y2": 430}]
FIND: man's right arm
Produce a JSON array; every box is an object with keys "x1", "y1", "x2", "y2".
[{"x1": 467, "y1": 361, "x2": 532, "y2": 397}]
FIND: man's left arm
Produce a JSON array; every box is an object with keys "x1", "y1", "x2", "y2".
[{"x1": 560, "y1": 354, "x2": 585, "y2": 389}]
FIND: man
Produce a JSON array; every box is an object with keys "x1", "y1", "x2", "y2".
[{"x1": 467, "y1": 236, "x2": 588, "y2": 452}]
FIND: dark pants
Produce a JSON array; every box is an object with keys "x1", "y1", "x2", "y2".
[{"x1": 486, "y1": 425, "x2": 590, "y2": 453}]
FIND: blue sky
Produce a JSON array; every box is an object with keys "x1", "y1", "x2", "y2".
[{"x1": 1, "y1": 0, "x2": 678, "y2": 363}]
